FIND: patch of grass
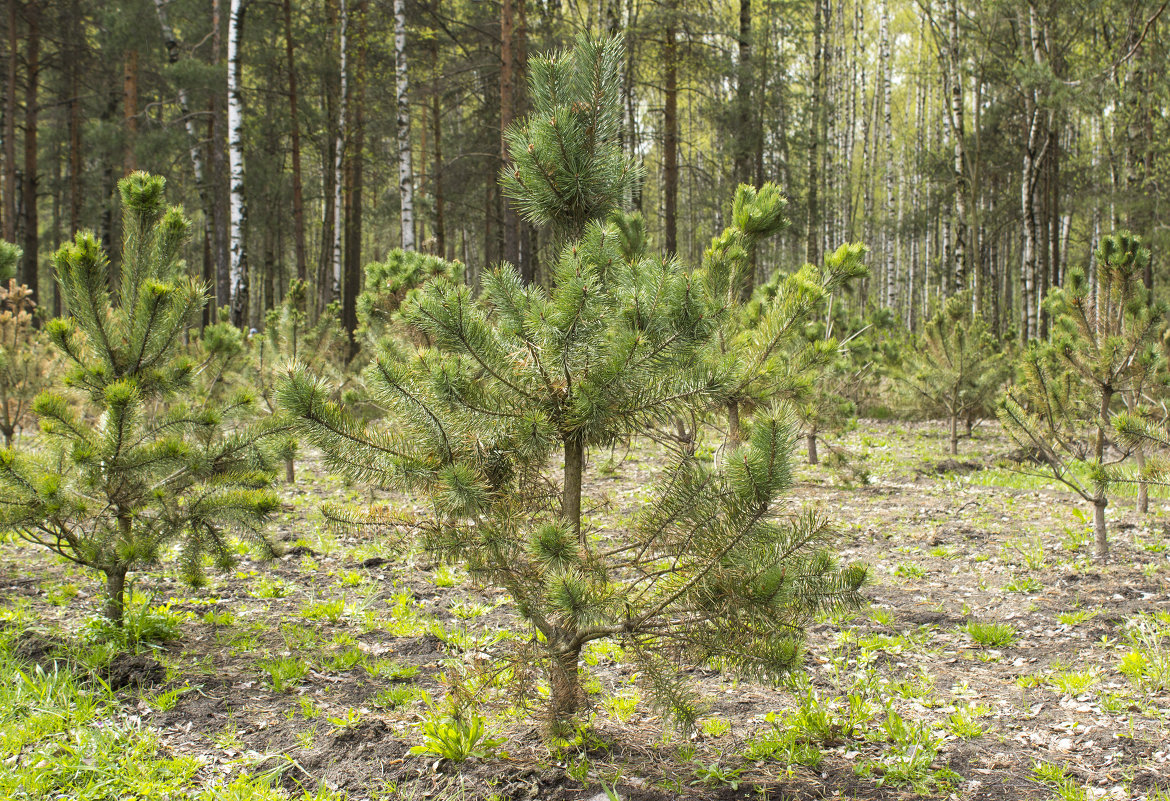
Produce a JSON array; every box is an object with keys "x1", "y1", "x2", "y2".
[
  {"x1": 1004, "y1": 574, "x2": 1044, "y2": 593},
  {"x1": 1032, "y1": 761, "x2": 1087, "y2": 801},
  {"x1": 964, "y1": 621, "x2": 1018, "y2": 648},
  {"x1": 1049, "y1": 669, "x2": 1098, "y2": 696},
  {"x1": 893, "y1": 562, "x2": 927, "y2": 579},
  {"x1": 259, "y1": 656, "x2": 309, "y2": 692},
  {"x1": 700, "y1": 717, "x2": 731, "y2": 738},
  {"x1": 603, "y1": 690, "x2": 640, "y2": 723},
  {"x1": 944, "y1": 703, "x2": 991, "y2": 739},
  {"x1": 1056, "y1": 609, "x2": 1096, "y2": 626},
  {"x1": 1118, "y1": 613, "x2": 1170, "y2": 693},
  {"x1": 302, "y1": 597, "x2": 346, "y2": 623}
]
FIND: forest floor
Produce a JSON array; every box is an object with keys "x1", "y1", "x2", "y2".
[{"x1": 2, "y1": 421, "x2": 1169, "y2": 801}]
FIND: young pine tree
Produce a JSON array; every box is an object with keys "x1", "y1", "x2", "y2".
[
  {"x1": 0, "y1": 241, "x2": 51, "y2": 447},
  {"x1": 0, "y1": 173, "x2": 280, "y2": 626},
  {"x1": 710, "y1": 192, "x2": 867, "y2": 449},
  {"x1": 895, "y1": 291, "x2": 1007, "y2": 455},
  {"x1": 256, "y1": 279, "x2": 347, "y2": 482},
  {"x1": 280, "y1": 36, "x2": 865, "y2": 734},
  {"x1": 999, "y1": 233, "x2": 1167, "y2": 559}
]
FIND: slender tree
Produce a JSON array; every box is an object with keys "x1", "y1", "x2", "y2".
[{"x1": 0, "y1": 174, "x2": 280, "y2": 626}]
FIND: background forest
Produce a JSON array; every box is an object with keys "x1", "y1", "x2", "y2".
[{"x1": 3, "y1": 0, "x2": 1169, "y2": 343}]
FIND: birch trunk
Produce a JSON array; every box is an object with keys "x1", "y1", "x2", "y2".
[
  {"x1": 945, "y1": 0, "x2": 968, "y2": 295},
  {"x1": 394, "y1": 0, "x2": 416, "y2": 251},
  {"x1": 227, "y1": 0, "x2": 249, "y2": 327},
  {"x1": 880, "y1": 1, "x2": 894, "y2": 311}
]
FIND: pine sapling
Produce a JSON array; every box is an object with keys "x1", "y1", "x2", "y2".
[
  {"x1": 999, "y1": 233, "x2": 1166, "y2": 559},
  {"x1": 281, "y1": 36, "x2": 865, "y2": 735},
  {"x1": 0, "y1": 173, "x2": 281, "y2": 626},
  {"x1": 895, "y1": 291, "x2": 1007, "y2": 455}
]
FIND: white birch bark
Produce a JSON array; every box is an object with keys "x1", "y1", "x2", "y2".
[
  {"x1": 395, "y1": 0, "x2": 416, "y2": 251},
  {"x1": 227, "y1": 0, "x2": 248, "y2": 326},
  {"x1": 880, "y1": 1, "x2": 895, "y2": 312},
  {"x1": 153, "y1": 0, "x2": 205, "y2": 188}
]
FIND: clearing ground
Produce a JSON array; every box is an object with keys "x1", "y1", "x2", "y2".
[{"x1": 2, "y1": 421, "x2": 1168, "y2": 800}]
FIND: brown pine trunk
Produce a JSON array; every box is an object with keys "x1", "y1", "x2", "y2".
[
  {"x1": 547, "y1": 637, "x2": 583, "y2": 733},
  {"x1": 500, "y1": 0, "x2": 526, "y2": 278},
  {"x1": 429, "y1": 18, "x2": 445, "y2": 258},
  {"x1": 727, "y1": 401, "x2": 743, "y2": 447},
  {"x1": 104, "y1": 564, "x2": 127, "y2": 626},
  {"x1": 662, "y1": 0, "x2": 678, "y2": 255},
  {"x1": 283, "y1": 0, "x2": 307, "y2": 282},
  {"x1": 564, "y1": 436, "x2": 584, "y2": 548},
  {"x1": 733, "y1": 0, "x2": 753, "y2": 189},
  {"x1": 342, "y1": 0, "x2": 365, "y2": 352},
  {"x1": 21, "y1": 0, "x2": 39, "y2": 297},
  {"x1": 949, "y1": 414, "x2": 958, "y2": 455},
  {"x1": 285, "y1": 457, "x2": 295, "y2": 484},
  {"x1": 211, "y1": 0, "x2": 230, "y2": 315},
  {"x1": 3, "y1": 0, "x2": 17, "y2": 242},
  {"x1": 123, "y1": 49, "x2": 138, "y2": 175},
  {"x1": 807, "y1": 432, "x2": 818, "y2": 465}
]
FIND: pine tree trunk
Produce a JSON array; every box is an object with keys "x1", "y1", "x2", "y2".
[
  {"x1": 210, "y1": 0, "x2": 230, "y2": 316},
  {"x1": 727, "y1": 401, "x2": 743, "y2": 447},
  {"x1": 394, "y1": 0, "x2": 415, "y2": 251},
  {"x1": 547, "y1": 638, "x2": 582, "y2": 733},
  {"x1": 285, "y1": 457, "x2": 295, "y2": 484},
  {"x1": 342, "y1": 0, "x2": 365, "y2": 351},
  {"x1": 227, "y1": 0, "x2": 249, "y2": 327},
  {"x1": 1093, "y1": 387, "x2": 1112, "y2": 559},
  {"x1": 123, "y1": 49, "x2": 138, "y2": 174},
  {"x1": 1135, "y1": 443, "x2": 1148, "y2": 515},
  {"x1": 500, "y1": 0, "x2": 519, "y2": 269},
  {"x1": 807, "y1": 432, "x2": 818, "y2": 465},
  {"x1": 21, "y1": 0, "x2": 38, "y2": 297},
  {"x1": 662, "y1": 0, "x2": 678, "y2": 255},
  {"x1": 564, "y1": 437, "x2": 584, "y2": 548},
  {"x1": 733, "y1": 0, "x2": 753, "y2": 190},
  {"x1": 1093, "y1": 499, "x2": 1107, "y2": 561},
  {"x1": 2, "y1": 0, "x2": 15, "y2": 242},
  {"x1": 283, "y1": 0, "x2": 307, "y2": 282},
  {"x1": 949, "y1": 414, "x2": 958, "y2": 456},
  {"x1": 104, "y1": 565, "x2": 127, "y2": 627},
  {"x1": 429, "y1": 25, "x2": 445, "y2": 257}
]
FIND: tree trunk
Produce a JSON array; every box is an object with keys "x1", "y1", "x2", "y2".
[
  {"x1": 1093, "y1": 499, "x2": 1107, "y2": 561},
  {"x1": 285, "y1": 457, "x2": 295, "y2": 484},
  {"x1": 282, "y1": 0, "x2": 307, "y2": 282},
  {"x1": 733, "y1": 0, "x2": 754, "y2": 190},
  {"x1": 805, "y1": 0, "x2": 825, "y2": 265},
  {"x1": 394, "y1": 0, "x2": 415, "y2": 251},
  {"x1": 123, "y1": 48, "x2": 138, "y2": 175},
  {"x1": 429, "y1": 23, "x2": 445, "y2": 257},
  {"x1": 945, "y1": 0, "x2": 967, "y2": 295},
  {"x1": 21, "y1": 0, "x2": 38, "y2": 297},
  {"x1": 104, "y1": 566, "x2": 127, "y2": 627},
  {"x1": 1135, "y1": 443, "x2": 1148, "y2": 515},
  {"x1": 564, "y1": 436, "x2": 584, "y2": 548},
  {"x1": 331, "y1": 0, "x2": 347, "y2": 304},
  {"x1": 949, "y1": 414, "x2": 958, "y2": 456},
  {"x1": 807, "y1": 432, "x2": 818, "y2": 465},
  {"x1": 727, "y1": 401, "x2": 743, "y2": 447},
  {"x1": 342, "y1": 0, "x2": 365, "y2": 350},
  {"x1": 547, "y1": 637, "x2": 583, "y2": 734},
  {"x1": 3, "y1": 0, "x2": 16, "y2": 242},
  {"x1": 210, "y1": 0, "x2": 230, "y2": 316},
  {"x1": 880, "y1": 1, "x2": 894, "y2": 311},
  {"x1": 662, "y1": 0, "x2": 678, "y2": 255},
  {"x1": 227, "y1": 0, "x2": 249, "y2": 327},
  {"x1": 500, "y1": 0, "x2": 519, "y2": 268}
]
